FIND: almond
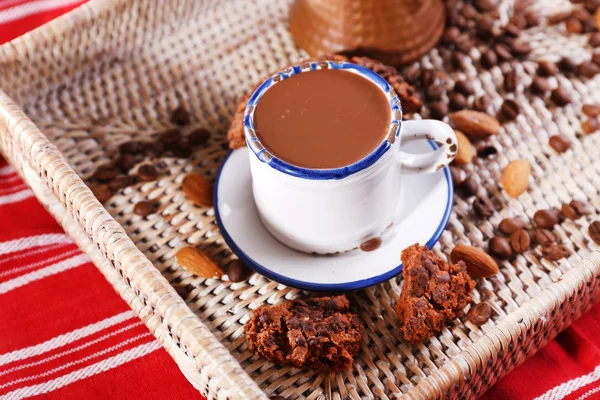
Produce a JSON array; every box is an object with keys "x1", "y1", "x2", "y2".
[
  {"x1": 453, "y1": 130, "x2": 474, "y2": 165},
  {"x1": 501, "y1": 159, "x2": 531, "y2": 198},
  {"x1": 450, "y1": 244, "x2": 499, "y2": 278},
  {"x1": 450, "y1": 110, "x2": 500, "y2": 139},
  {"x1": 175, "y1": 247, "x2": 223, "y2": 279},
  {"x1": 182, "y1": 173, "x2": 213, "y2": 207}
]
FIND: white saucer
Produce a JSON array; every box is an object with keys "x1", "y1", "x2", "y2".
[{"x1": 214, "y1": 141, "x2": 453, "y2": 291}]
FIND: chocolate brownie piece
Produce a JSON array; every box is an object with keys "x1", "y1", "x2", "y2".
[
  {"x1": 395, "y1": 244, "x2": 475, "y2": 342},
  {"x1": 244, "y1": 295, "x2": 362, "y2": 372}
]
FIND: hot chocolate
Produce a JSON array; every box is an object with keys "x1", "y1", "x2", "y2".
[{"x1": 253, "y1": 69, "x2": 391, "y2": 169}]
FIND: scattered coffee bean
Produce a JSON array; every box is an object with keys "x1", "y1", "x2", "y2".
[
  {"x1": 473, "y1": 196, "x2": 496, "y2": 217},
  {"x1": 476, "y1": 143, "x2": 498, "y2": 158},
  {"x1": 561, "y1": 203, "x2": 579, "y2": 220},
  {"x1": 590, "y1": 32, "x2": 600, "y2": 47},
  {"x1": 503, "y1": 70, "x2": 518, "y2": 92},
  {"x1": 450, "y1": 165, "x2": 465, "y2": 186},
  {"x1": 504, "y1": 23, "x2": 521, "y2": 38},
  {"x1": 578, "y1": 61, "x2": 600, "y2": 78},
  {"x1": 442, "y1": 26, "x2": 461, "y2": 44},
  {"x1": 530, "y1": 77, "x2": 550, "y2": 95},
  {"x1": 566, "y1": 17, "x2": 584, "y2": 33},
  {"x1": 119, "y1": 141, "x2": 143, "y2": 154},
  {"x1": 541, "y1": 243, "x2": 570, "y2": 261},
  {"x1": 473, "y1": 95, "x2": 492, "y2": 112},
  {"x1": 108, "y1": 175, "x2": 131, "y2": 191},
  {"x1": 115, "y1": 153, "x2": 135, "y2": 172},
  {"x1": 582, "y1": 118, "x2": 600, "y2": 134},
  {"x1": 133, "y1": 200, "x2": 160, "y2": 217},
  {"x1": 170, "y1": 105, "x2": 191, "y2": 126},
  {"x1": 582, "y1": 104, "x2": 600, "y2": 117},
  {"x1": 494, "y1": 43, "x2": 513, "y2": 61},
  {"x1": 158, "y1": 128, "x2": 182, "y2": 145},
  {"x1": 475, "y1": 0, "x2": 499, "y2": 12},
  {"x1": 510, "y1": 13, "x2": 528, "y2": 30},
  {"x1": 90, "y1": 184, "x2": 113, "y2": 203},
  {"x1": 461, "y1": 4, "x2": 478, "y2": 19},
  {"x1": 549, "y1": 135, "x2": 571, "y2": 153},
  {"x1": 510, "y1": 229, "x2": 531, "y2": 253},
  {"x1": 571, "y1": 199, "x2": 593, "y2": 216},
  {"x1": 593, "y1": 52, "x2": 600, "y2": 66},
  {"x1": 430, "y1": 101, "x2": 449, "y2": 120},
  {"x1": 188, "y1": 128, "x2": 211, "y2": 146},
  {"x1": 511, "y1": 42, "x2": 533, "y2": 57},
  {"x1": 227, "y1": 259, "x2": 253, "y2": 282},
  {"x1": 420, "y1": 69, "x2": 436, "y2": 87},
  {"x1": 449, "y1": 93, "x2": 468, "y2": 111},
  {"x1": 426, "y1": 84, "x2": 445, "y2": 101},
  {"x1": 467, "y1": 303, "x2": 492, "y2": 326},
  {"x1": 456, "y1": 36, "x2": 476, "y2": 54},
  {"x1": 170, "y1": 141, "x2": 193, "y2": 158},
  {"x1": 535, "y1": 229, "x2": 557, "y2": 246},
  {"x1": 476, "y1": 17, "x2": 495, "y2": 41},
  {"x1": 559, "y1": 57, "x2": 578, "y2": 73},
  {"x1": 143, "y1": 141, "x2": 163, "y2": 158},
  {"x1": 459, "y1": 176, "x2": 479, "y2": 197},
  {"x1": 270, "y1": 396, "x2": 286, "y2": 400},
  {"x1": 572, "y1": 9, "x2": 595, "y2": 32},
  {"x1": 538, "y1": 61, "x2": 558, "y2": 77},
  {"x1": 451, "y1": 52, "x2": 467, "y2": 69},
  {"x1": 93, "y1": 165, "x2": 120, "y2": 182},
  {"x1": 499, "y1": 99, "x2": 520, "y2": 121},
  {"x1": 534, "y1": 209, "x2": 560, "y2": 229},
  {"x1": 137, "y1": 164, "x2": 159, "y2": 182},
  {"x1": 454, "y1": 80, "x2": 474, "y2": 97},
  {"x1": 589, "y1": 221, "x2": 600, "y2": 244},
  {"x1": 490, "y1": 236, "x2": 513, "y2": 259},
  {"x1": 403, "y1": 65, "x2": 421, "y2": 84},
  {"x1": 499, "y1": 218, "x2": 523, "y2": 235},
  {"x1": 526, "y1": 10, "x2": 542, "y2": 27},
  {"x1": 481, "y1": 49, "x2": 498, "y2": 69},
  {"x1": 551, "y1": 87, "x2": 573, "y2": 106}
]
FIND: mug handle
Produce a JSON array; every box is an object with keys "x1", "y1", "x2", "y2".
[{"x1": 397, "y1": 120, "x2": 458, "y2": 174}]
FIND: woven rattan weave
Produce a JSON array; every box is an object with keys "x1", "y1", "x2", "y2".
[{"x1": 1, "y1": 0, "x2": 600, "y2": 398}]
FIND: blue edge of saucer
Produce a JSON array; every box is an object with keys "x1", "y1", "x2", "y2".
[{"x1": 213, "y1": 141, "x2": 453, "y2": 292}]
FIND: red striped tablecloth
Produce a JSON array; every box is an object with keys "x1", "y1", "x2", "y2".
[{"x1": 1, "y1": 1, "x2": 600, "y2": 399}]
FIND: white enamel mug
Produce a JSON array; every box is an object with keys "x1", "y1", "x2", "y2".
[{"x1": 244, "y1": 61, "x2": 457, "y2": 254}]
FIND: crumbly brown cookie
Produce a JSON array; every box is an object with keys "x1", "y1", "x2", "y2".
[
  {"x1": 395, "y1": 244, "x2": 475, "y2": 342},
  {"x1": 226, "y1": 55, "x2": 422, "y2": 149},
  {"x1": 244, "y1": 295, "x2": 362, "y2": 372}
]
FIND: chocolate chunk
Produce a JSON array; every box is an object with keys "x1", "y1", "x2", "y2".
[
  {"x1": 473, "y1": 196, "x2": 496, "y2": 217},
  {"x1": 489, "y1": 236, "x2": 513, "y2": 259},
  {"x1": 499, "y1": 99, "x2": 520, "y2": 121},
  {"x1": 535, "y1": 229, "x2": 557, "y2": 246},
  {"x1": 530, "y1": 77, "x2": 550, "y2": 95},
  {"x1": 454, "y1": 80, "x2": 475, "y2": 97},
  {"x1": 510, "y1": 229, "x2": 531, "y2": 253},
  {"x1": 549, "y1": 135, "x2": 571, "y2": 153},
  {"x1": 170, "y1": 105, "x2": 191, "y2": 126},
  {"x1": 571, "y1": 199, "x2": 593, "y2": 216},
  {"x1": 227, "y1": 259, "x2": 253, "y2": 282},
  {"x1": 449, "y1": 93, "x2": 468, "y2": 111},
  {"x1": 534, "y1": 209, "x2": 560, "y2": 229},
  {"x1": 93, "y1": 165, "x2": 120, "y2": 182},
  {"x1": 133, "y1": 200, "x2": 160, "y2": 217},
  {"x1": 538, "y1": 61, "x2": 558, "y2": 77},
  {"x1": 582, "y1": 104, "x2": 600, "y2": 117},
  {"x1": 541, "y1": 244, "x2": 570, "y2": 261},
  {"x1": 551, "y1": 87, "x2": 573, "y2": 106},
  {"x1": 459, "y1": 176, "x2": 479, "y2": 197},
  {"x1": 589, "y1": 221, "x2": 600, "y2": 244},
  {"x1": 467, "y1": 303, "x2": 492, "y2": 326},
  {"x1": 137, "y1": 164, "x2": 159, "y2": 182},
  {"x1": 499, "y1": 218, "x2": 523, "y2": 235}
]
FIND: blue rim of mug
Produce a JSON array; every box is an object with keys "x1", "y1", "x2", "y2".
[
  {"x1": 213, "y1": 142, "x2": 453, "y2": 292},
  {"x1": 243, "y1": 60, "x2": 403, "y2": 180}
]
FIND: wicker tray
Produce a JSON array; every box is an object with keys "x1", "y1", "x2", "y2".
[{"x1": 1, "y1": 0, "x2": 600, "y2": 398}]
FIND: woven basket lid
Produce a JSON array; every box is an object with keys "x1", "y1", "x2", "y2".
[{"x1": 289, "y1": 0, "x2": 446, "y2": 65}]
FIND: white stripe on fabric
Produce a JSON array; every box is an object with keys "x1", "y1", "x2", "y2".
[
  {"x1": 0, "y1": 253, "x2": 89, "y2": 295},
  {"x1": 0, "y1": 234, "x2": 73, "y2": 256},
  {"x1": 576, "y1": 385, "x2": 600, "y2": 400},
  {"x1": 0, "y1": 248, "x2": 80, "y2": 279},
  {"x1": 0, "y1": 166, "x2": 15, "y2": 177},
  {"x1": 0, "y1": 175, "x2": 19, "y2": 184},
  {"x1": 0, "y1": 311, "x2": 136, "y2": 367},
  {"x1": 535, "y1": 365, "x2": 600, "y2": 400},
  {"x1": 0, "y1": 189, "x2": 33, "y2": 206},
  {"x1": 0, "y1": 341, "x2": 161, "y2": 399},
  {"x1": 0, "y1": 332, "x2": 152, "y2": 389},
  {"x1": 0, "y1": 243, "x2": 71, "y2": 268},
  {"x1": 0, "y1": 0, "x2": 84, "y2": 24},
  {"x1": 0, "y1": 321, "x2": 143, "y2": 377}
]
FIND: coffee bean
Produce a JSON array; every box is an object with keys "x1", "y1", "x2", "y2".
[
  {"x1": 450, "y1": 166, "x2": 465, "y2": 186},
  {"x1": 442, "y1": 27, "x2": 461, "y2": 45},
  {"x1": 137, "y1": 164, "x2": 159, "y2": 182},
  {"x1": 476, "y1": 16, "x2": 495, "y2": 40},
  {"x1": 504, "y1": 23, "x2": 521, "y2": 38},
  {"x1": 511, "y1": 42, "x2": 533, "y2": 57},
  {"x1": 573, "y1": 9, "x2": 596, "y2": 32},
  {"x1": 559, "y1": 57, "x2": 578, "y2": 73},
  {"x1": 473, "y1": 95, "x2": 492, "y2": 112},
  {"x1": 108, "y1": 175, "x2": 131, "y2": 191},
  {"x1": 494, "y1": 43, "x2": 513, "y2": 61},
  {"x1": 467, "y1": 303, "x2": 492, "y2": 326},
  {"x1": 589, "y1": 221, "x2": 600, "y2": 244},
  {"x1": 509, "y1": 14, "x2": 528, "y2": 30},
  {"x1": 90, "y1": 183, "x2": 113, "y2": 203},
  {"x1": 481, "y1": 49, "x2": 498, "y2": 69},
  {"x1": 541, "y1": 244, "x2": 570, "y2": 261},
  {"x1": 454, "y1": 80, "x2": 474, "y2": 97},
  {"x1": 499, "y1": 218, "x2": 523, "y2": 235},
  {"x1": 459, "y1": 175, "x2": 479, "y2": 197},
  {"x1": 403, "y1": 66, "x2": 421, "y2": 84},
  {"x1": 170, "y1": 141, "x2": 193, "y2": 158},
  {"x1": 510, "y1": 229, "x2": 531, "y2": 253},
  {"x1": 593, "y1": 52, "x2": 600, "y2": 66},
  {"x1": 93, "y1": 165, "x2": 120, "y2": 182},
  {"x1": 582, "y1": 104, "x2": 600, "y2": 117},
  {"x1": 461, "y1": 4, "x2": 478, "y2": 19},
  {"x1": 430, "y1": 101, "x2": 448, "y2": 120},
  {"x1": 158, "y1": 128, "x2": 182, "y2": 145},
  {"x1": 586, "y1": 0, "x2": 600, "y2": 10},
  {"x1": 582, "y1": 118, "x2": 600, "y2": 134},
  {"x1": 590, "y1": 32, "x2": 600, "y2": 47},
  {"x1": 499, "y1": 99, "x2": 520, "y2": 121},
  {"x1": 551, "y1": 87, "x2": 573, "y2": 106},
  {"x1": 449, "y1": 93, "x2": 468, "y2": 111},
  {"x1": 561, "y1": 203, "x2": 579, "y2": 220},
  {"x1": 143, "y1": 141, "x2": 163, "y2": 158},
  {"x1": 578, "y1": 61, "x2": 600, "y2": 78},
  {"x1": 549, "y1": 10, "x2": 572, "y2": 25},
  {"x1": 503, "y1": 70, "x2": 518, "y2": 92},
  {"x1": 119, "y1": 141, "x2": 143, "y2": 154},
  {"x1": 188, "y1": 128, "x2": 211, "y2": 146},
  {"x1": 490, "y1": 236, "x2": 513, "y2": 259},
  {"x1": 571, "y1": 199, "x2": 593, "y2": 216},
  {"x1": 535, "y1": 229, "x2": 557, "y2": 246},
  {"x1": 534, "y1": 209, "x2": 560, "y2": 229},
  {"x1": 170, "y1": 105, "x2": 191, "y2": 126},
  {"x1": 538, "y1": 61, "x2": 558, "y2": 77},
  {"x1": 473, "y1": 196, "x2": 496, "y2": 217},
  {"x1": 476, "y1": 143, "x2": 498, "y2": 158},
  {"x1": 115, "y1": 153, "x2": 135, "y2": 172},
  {"x1": 530, "y1": 77, "x2": 550, "y2": 95},
  {"x1": 227, "y1": 259, "x2": 253, "y2": 282},
  {"x1": 475, "y1": 0, "x2": 499, "y2": 12},
  {"x1": 457, "y1": 36, "x2": 477, "y2": 54},
  {"x1": 270, "y1": 396, "x2": 285, "y2": 400},
  {"x1": 133, "y1": 200, "x2": 160, "y2": 217},
  {"x1": 565, "y1": 17, "x2": 584, "y2": 33},
  {"x1": 426, "y1": 84, "x2": 445, "y2": 101},
  {"x1": 420, "y1": 69, "x2": 436, "y2": 87},
  {"x1": 526, "y1": 10, "x2": 542, "y2": 27},
  {"x1": 549, "y1": 135, "x2": 571, "y2": 153},
  {"x1": 451, "y1": 52, "x2": 466, "y2": 69}
]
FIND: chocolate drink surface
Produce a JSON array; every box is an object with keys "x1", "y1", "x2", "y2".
[{"x1": 253, "y1": 69, "x2": 391, "y2": 169}]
